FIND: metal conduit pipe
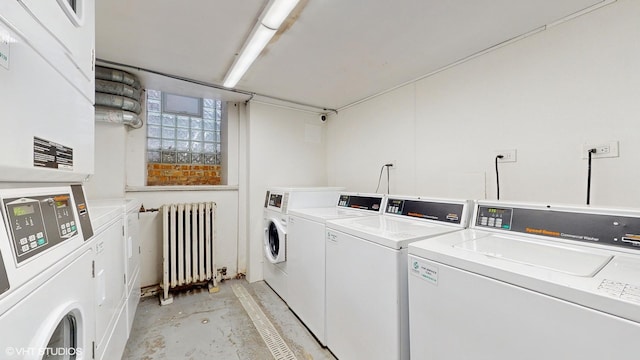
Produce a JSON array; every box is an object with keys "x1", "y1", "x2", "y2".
[
  {"x1": 96, "y1": 79, "x2": 142, "y2": 100},
  {"x1": 95, "y1": 106, "x2": 143, "y2": 129},
  {"x1": 95, "y1": 92, "x2": 142, "y2": 114},
  {"x1": 95, "y1": 66, "x2": 141, "y2": 88}
]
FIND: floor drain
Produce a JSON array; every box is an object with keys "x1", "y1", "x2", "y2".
[{"x1": 232, "y1": 283, "x2": 298, "y2": 360}]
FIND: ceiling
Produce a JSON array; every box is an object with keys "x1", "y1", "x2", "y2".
[{"x1": 96, "y1": 0, "x2": 606, "y2": 111}]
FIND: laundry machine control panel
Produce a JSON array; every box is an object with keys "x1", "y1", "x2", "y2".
[
  {"x1": 386, "y1": 198, "x2": 465, "y2": 224},
  {"x1": 475, "y1": 204, "x2": 640, "y2": 251},
  {"x1": 337, "y1": 195, "x2": 382, "y2": 212},
  {"x1": 3, "y1": 193, "x2": 79, "y2": 263}
]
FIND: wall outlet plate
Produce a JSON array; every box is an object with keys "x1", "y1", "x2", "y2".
[
  {"x1": 494, "y1": 149, "x2": 517, "y2": 163},
  {"x1": 582, "y1": 141, "x2": 619, "y2": 159},
  {"x1": 386, "y1": 160, "x2": 396, "y2": 170}
]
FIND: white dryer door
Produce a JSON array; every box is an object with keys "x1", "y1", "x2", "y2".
[{"x1": 264, "y1": 218, "x2": 286, "y2": 264}]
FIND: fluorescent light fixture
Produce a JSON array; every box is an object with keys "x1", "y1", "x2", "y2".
[
  {"x1": 262, "y1": 0, "x2": 300, "y2": 29},
  {"x1": 223, "y1": 0, "x2": 300, "y2": 88},
  {"x1": 223, "y1": 25, "x2": 276, "y2": 88}
]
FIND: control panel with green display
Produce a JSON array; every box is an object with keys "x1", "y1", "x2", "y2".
[{"x1": 4, "y1": 193, "x2": 79, "y2": 263}]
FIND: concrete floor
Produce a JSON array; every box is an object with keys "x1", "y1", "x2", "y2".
[{"x1": 122, "y1": 280, "x2": 336, "y2": 360}]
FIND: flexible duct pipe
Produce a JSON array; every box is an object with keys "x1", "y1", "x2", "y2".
[
  {"x1": 95, "y1": 92, "x2": 142, "y2": 114},
  {"x1": 96, "y1": 79, "x2": 142, "y2": 100},
  {"x1": 95, "y1": 106, "x2": 143, "y2": 129},
  {"x1": 95, "y1": 66, "x2": 141, "y2": 88}
]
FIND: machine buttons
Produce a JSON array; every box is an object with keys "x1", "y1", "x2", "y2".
[
  {"x1": 36, "y1": 232, "x2": 43, "y2": 238},
  {"x1": 37, "y1": 238, "x2": 46, "y2": 246},
  {"x1": 21, "y1": 245, "x2": 29, "y2": 252},
  {"x1": 19, "y1": 238, "x2": 28, "y2": 245},
  {"x1": 29, "y1": 242, "x2": 37, "y2": 249},
  {"x1": 28, "y1": 234, "x2": 36, "y2": 242}
]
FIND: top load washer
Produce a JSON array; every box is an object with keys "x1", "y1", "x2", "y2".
[
  {"x1": 287, "y1": 192, "x2": 386, "y2": 345},
  {"x1": 262, "y1": 187, "x2": 342, "y2": 302},
  {"x1": 408, "y1": 201, "x2": 640, "y2": 360},
  {"x1": 325, "y1": 196, "x2": 471, "y2": 360}
]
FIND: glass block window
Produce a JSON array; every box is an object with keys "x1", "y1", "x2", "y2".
[{"x1": 146, "y1": 90, "x2": 222, "y2": 165}]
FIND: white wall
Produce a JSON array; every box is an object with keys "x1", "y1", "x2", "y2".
[
  {"x1": 246, "y1": 102, "x2": 328, "y2": 282},
  {"x1": 328, "y1": 0, "x2": 640, "y2": 207},
  {"x1": 88, "y1": 96, "x2": 328, "y2": 285},
  {"x1": 84, "y1": 122, "x2": 127, "y2": 199},
  {"x1": 88, "y1": 85, "x2": 244, "y2": 287},
  {"x1": 126, "y1": 190, "x2": 238, "y2": 287}
]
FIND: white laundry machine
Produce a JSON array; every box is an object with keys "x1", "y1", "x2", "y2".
[
  {"x1": 325, "y1": 196, "x2": 471, "y2": 360},
  {"x1": 0, "y1": 185, "x2": 96, "y2": 360},
  {"x1": 408, "y1": 201, "x2": 640, "y2": 360},
  {"x1": 263, "y1": 187, "x2": 342, "y2": 303},
  {"x1": 287, "y1": 192, "x2": 386, "y2": 345},
  {"x1": 89, "y1": 198, "x2": 142, "y2": 338}
]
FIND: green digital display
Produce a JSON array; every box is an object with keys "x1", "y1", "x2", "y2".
[{"x1": 13, "y1": 204, "x2": 35, "y2": 217}]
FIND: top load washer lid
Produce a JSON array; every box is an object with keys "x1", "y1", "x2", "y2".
[
  {"x1": 408, "y1": 229, "x2": 640, "y2": 324},
  {"x1": 288, "y1": 206, "x2": 381, "y2": 223},
  {"x1": 327, "y1": 216, "x2": 461, "y2": 249},
  {"x1": 454, "y1": 235, "x2": 612, "y2": 277}
]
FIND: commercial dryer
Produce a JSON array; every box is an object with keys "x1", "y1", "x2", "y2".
[{"x1": 263, "y1": 187, "x2": 342, "y2": 303}]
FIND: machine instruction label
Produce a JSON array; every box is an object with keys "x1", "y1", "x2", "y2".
[
  {"x1": 598, "y1": 279, "x2": 640, "y2": 304},
  {"x1": 410, "y1": 257, "x2": 438, "y2": 286},
  {"x1": 33, "y1": 137, "x2": 73, "y2": 170}
]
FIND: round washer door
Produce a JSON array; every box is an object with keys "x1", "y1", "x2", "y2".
[{"x1": 264, "y1": 218, "x2": 286, "y2": 264}]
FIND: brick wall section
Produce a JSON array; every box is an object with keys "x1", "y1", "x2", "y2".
[{"x1": 147, "y1": 164, "x2": 222, "y2": 186}]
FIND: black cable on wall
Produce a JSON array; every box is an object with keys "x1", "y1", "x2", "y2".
[{"x1": 495, "y1": 155, "x2": 504, "y2": 200}]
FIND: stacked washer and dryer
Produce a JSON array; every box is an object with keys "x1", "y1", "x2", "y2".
[
  {"x1": 408, "y1": 201, "x2": 640, "y2": 360},
  {"x1": 262, "y1": 187, "x2": 343, "y2": 303},
  {"x1": 0, "y1": 0, "x2": 100, "y2": 358}
]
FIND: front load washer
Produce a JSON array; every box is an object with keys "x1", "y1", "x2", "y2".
[
  {"x1": 408, "y1": 201, "x2": 640, "y2": 360},
  {"x1": 325, "y1": 196, "x2": 471, "y2": 360},
  {"x1": 287, "y1": 192, "x2": 385, "y2": 345},
  {"x1": 0, "y1": 185, "x2": 96, "y2": 360},
  {"x1": 262, "y1": 187, "x2": 342, "y2": 303}
]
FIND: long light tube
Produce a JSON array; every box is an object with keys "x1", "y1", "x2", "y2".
[
  {"x1": 223, "y1": 25, "x2": 276, "y2": 88},
  {"x1": 262, "y1": 0, "x2": 300, "y2": 29},
  {"x1": 223, "y1": 0, "x2": 300, "y2": 88}
]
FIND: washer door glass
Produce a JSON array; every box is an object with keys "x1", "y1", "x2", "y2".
[
  {"x1": 268, "y1": 221, "x2": 280, "y2": 258},
  {"x1": 44, "y1": 313, "x2": 78, "y2": 359}
]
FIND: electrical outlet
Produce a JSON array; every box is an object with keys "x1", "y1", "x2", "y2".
[
  {"x1": 494, "y1": 149, "x2": 517, "y2": 163},
  {"x1": 582, "y1": 141, "x2": 619, "y2": 159},
  {"x1": 386, "y1": 160, "x2": 396, "y2": 170}
]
